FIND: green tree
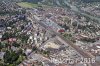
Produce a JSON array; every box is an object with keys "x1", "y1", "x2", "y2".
[
  {"x1": 21, "y1": 35, "x2": 29, "y2": 43},
  {"x1": 3, "y1": 50, "x2": 19, "y2": 64},
  {"x1": 0, "y1": 42, "x2": 3, "y2": 50},
  {"x1": 12, "y1": 42, "x2": 20, "y2": 47}
]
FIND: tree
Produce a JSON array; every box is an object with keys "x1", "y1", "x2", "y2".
[
  {"x1": 0, "y1": 42, "x2": 3, "y2": 50},
  {"x1": 23, "y1": 0, "x2": 43, "y2": 3},
  {"x1": 32, "y1": 46, "x2": 38, "y2": 51},
  {"x1": 2, "y1": 32, "x2": 10, "y2": 40},
  {"x1": 17, "y1": 49, "x2": 23, "y2": 55},
  {"x1": 12, "y1": 42, "x2": 20, "y2": 47},
  {"x1": 42, "y1": 50, "x2": 50, "y2": 56},
  {"x1": 20, "y1": 35, "x2": 29, "y2": 43},
  {"x1": 21, "y1": 25, "x2": 25, "y2": 30},
  {"x1": 2, "y1": 32, "x2": 16, "y2": 40},
  {"x1": 0, "y1": 63, "x2": 4, "y2": 66},
  {"x1": 3, "y1": 50, "x2": 19, "y2": 64}
]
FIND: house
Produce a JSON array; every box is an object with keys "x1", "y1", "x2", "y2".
[
  {"x1": 0, "y1": 34, "x2": 2, "y2": 41},
  {"x1": 0, "y1": 52, "x2": 5, "y2": 60},
  {"x1": 0, "y1": 19, "x2": 6, "y2": 33}
]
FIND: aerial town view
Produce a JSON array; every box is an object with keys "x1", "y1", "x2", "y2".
[{"x1": 0, "y1": 0, "x2": 100, "y2": 66}]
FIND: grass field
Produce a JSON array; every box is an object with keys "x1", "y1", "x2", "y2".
[{"x1": 17, "y1": 2, "x2": 38, "y2": 8}]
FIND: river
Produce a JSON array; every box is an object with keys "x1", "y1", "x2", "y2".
[{"x1": 64, "y1": 0, "x2": 100, "y2": 23}]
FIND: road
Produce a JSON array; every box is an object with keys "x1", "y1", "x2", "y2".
[
  {"x1": 63, "y1": 0, "x2": 100, "y2": 23},
  {"x1": 30, "y1": 14, "x2": 100, "y2": 66},
  {"x1": 39, "y1": 21, "x2": 100, "y2": 66},
  {"x1": 27, "y1": 11, "x2": 100, "y2": 65}
]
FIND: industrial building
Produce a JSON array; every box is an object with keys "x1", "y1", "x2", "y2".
[{"x1": 41, "y1": 18, "x2": 65, "y2": 33}]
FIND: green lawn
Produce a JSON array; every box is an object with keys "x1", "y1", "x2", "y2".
[{"x1": 17, "y1": 2, "x2": 38, "y2": 8}]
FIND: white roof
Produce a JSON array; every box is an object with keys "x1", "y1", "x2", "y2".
[
  {"x1": 96, "y1": 46, "x2": 100, "y2": 49},
  {"x1": 0, "y1": 35, "x2": 2, "y2": 38}
]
